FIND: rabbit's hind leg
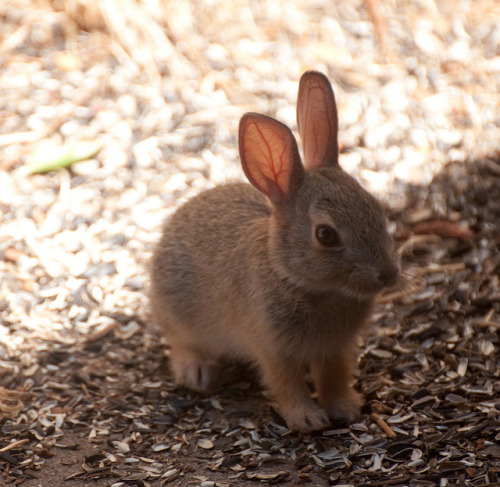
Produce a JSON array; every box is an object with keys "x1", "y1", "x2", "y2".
[{"x1": 169, "y1": 345, "x2": 221, "y2": 392}]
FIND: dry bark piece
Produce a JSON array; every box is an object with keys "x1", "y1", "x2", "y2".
[
  {"x1": 0, "y1": 388, "x2": 29, "y2": 420},
  {"x1": 412, "y1": 220, "x2": 474, "y2": 240}
]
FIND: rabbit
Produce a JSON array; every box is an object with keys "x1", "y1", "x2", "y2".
[{"x1": 149, "y1": 70, "x2": 399, "y2": 433}]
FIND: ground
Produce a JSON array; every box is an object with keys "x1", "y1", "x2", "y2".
[{"x1": 0, "y1": 0, "x2": 499, "y2": 486}]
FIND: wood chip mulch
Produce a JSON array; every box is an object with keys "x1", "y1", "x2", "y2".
[
  {"x1": 1, "y1": 157, "x2": 499, "y2": 486},
  {"x1": 0, "y1": 0, "x2": 499, "y2": 486}
]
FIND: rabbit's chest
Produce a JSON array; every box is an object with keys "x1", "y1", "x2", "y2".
[{"x1": 267, "y1": 292, "x2": 373, "y2": 348}]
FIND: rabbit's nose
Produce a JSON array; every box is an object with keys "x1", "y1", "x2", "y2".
[{"x1": 378, "y1": 263, "x2": 399, "y2": 288}]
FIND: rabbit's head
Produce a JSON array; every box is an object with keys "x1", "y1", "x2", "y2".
[{"x1": 239, "y1": 71, "x2": 399, "y2": 298}]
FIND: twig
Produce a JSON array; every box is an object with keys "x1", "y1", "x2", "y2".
[
  {"x1": 0, "y1": 131, "x2": 41, "y2": 147},
  {"x1": 371, "y1": 412, "x2": 397, "y2": 438},
  {"x1": 0, "y1": 439, "x2": 30, "y2": 452},
  {"x1": 476, "y1": 309, "x2": 500, "y2": 329},
  {"x1": 364, "y1": 0, "x2": 393, "y2": 62},
  {"x1": 411, "y1": 262, "x2": 467, "y2": 276}
]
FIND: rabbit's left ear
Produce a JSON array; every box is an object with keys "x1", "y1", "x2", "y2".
[
  {"x1": 297, "y1": 71, "x2": 339, "y2": 169},
  {"x1": 239, "y1": 113, "x2": 304, "y2": 206}
]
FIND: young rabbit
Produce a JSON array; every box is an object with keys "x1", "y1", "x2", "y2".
[{"x1": 149, "y1": 71, "x2": 399, "y2": 432}]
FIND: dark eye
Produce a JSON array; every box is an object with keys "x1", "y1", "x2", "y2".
[{"x1": 315, "y1": 225, "x2": 341, "y2": 247}]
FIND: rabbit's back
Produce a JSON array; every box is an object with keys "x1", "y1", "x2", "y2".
[
  {"x1": 169, "y1": 183, "x2": 268, "y2": 254},
  {"x1": 149, "y1": 183, "x2": 269, "y2": 358}
]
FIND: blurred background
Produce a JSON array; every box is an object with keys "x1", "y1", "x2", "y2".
[
  {"x1": 0, "y1": 2, "x2": 499, "y2": 485},
  {"x1": 1, "y1": 1, "x2": 499, "y2": 201}
]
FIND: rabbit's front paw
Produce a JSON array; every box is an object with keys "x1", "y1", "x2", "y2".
[
  {"x1": 280, "y1": 402, "x2": 330, "y2": 433},
  {"x1": 325, "y1": 389, "x2": 363, "y2": 422},
  {"x1": 170, "y1": 348, "x2": 219, "y2": 392}
]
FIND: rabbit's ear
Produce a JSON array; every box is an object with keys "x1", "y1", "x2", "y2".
[
  {"x1": 297, "y1": 71, "x2": 339, "y2": 169},
  {"x1": 239, "y1": 113, "x2": 304, "y2": 205}
]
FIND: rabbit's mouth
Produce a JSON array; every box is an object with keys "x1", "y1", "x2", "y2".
[
  {"x1": 339, "y1": 280, "x2": 384, "y2": 300},
  {"x1": 293, "y1": 273, "x2": 387, "y2": 300}
]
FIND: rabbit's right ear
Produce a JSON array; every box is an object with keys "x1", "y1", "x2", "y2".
[
  {"x1": 239, "y1": 113, "x2": 304, "y2": 206},
  {"x1": 297, "y1": 71, "x2": 339, "y2": 170}
]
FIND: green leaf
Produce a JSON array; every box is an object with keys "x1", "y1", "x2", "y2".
[{"x1": 27, "y1": 140, "x2": 102, "y2": 174}]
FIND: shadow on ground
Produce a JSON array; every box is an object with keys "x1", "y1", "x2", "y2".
[{"x1": 1, "y1": 155, "x2": 499, "y2": 486}]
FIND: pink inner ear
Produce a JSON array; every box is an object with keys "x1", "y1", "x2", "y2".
[
  {"x1": 297, "y1": 72, "x2": 339, "y2": 169},
  {"x1": 239, "y1": 114, "x2": 303, "y2": 204}
]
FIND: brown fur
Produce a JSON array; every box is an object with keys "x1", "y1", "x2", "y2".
[{"x1": 149, "y1": 71, "x2": 399, "y2": 432}]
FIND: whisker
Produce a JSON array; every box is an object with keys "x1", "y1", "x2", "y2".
[
  {"x1": 377, "y1": 268, "x2": 426, "y2": 302},
  {"x1": 396, "y1": 234, "x2": 442, "y2": 258}
]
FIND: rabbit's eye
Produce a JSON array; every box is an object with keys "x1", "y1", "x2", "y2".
[{"x1": 315, "y1": 225, "x2": 341, "y2": 247}]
